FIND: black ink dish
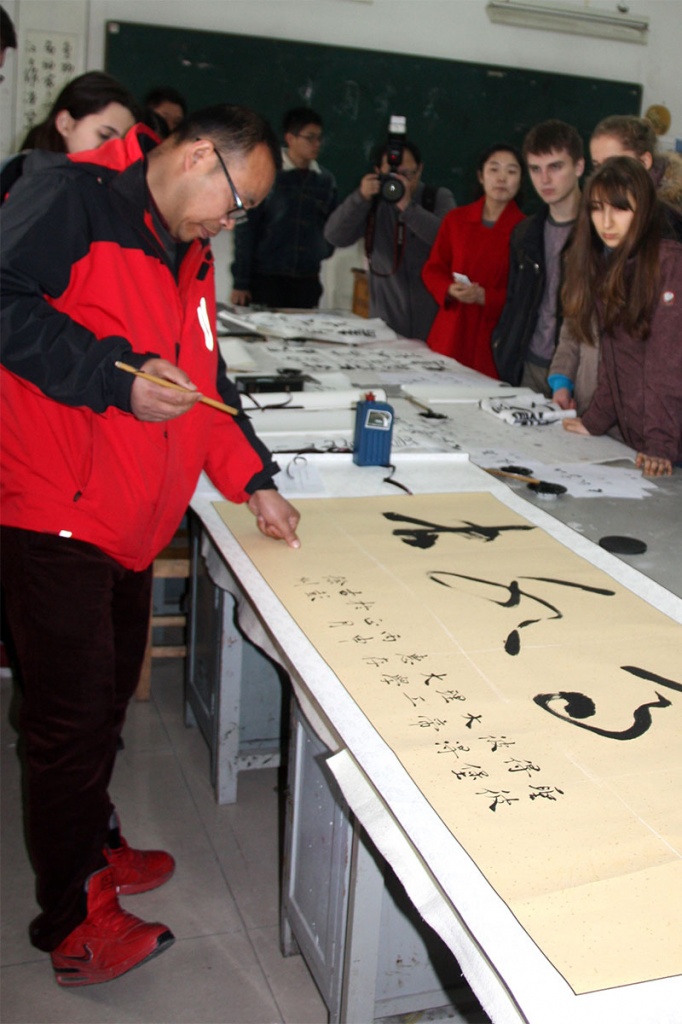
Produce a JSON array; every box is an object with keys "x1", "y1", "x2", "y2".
[
  {"x1": 527, "y1": 481, "x2": 567, "y2": 497},
  {"x1": 599, "y1": 536, "x2": 648, "y2": 555}
]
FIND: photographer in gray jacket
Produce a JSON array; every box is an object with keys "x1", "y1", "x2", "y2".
[{"x1": 325, "y1": 138, "x2": 454, "y2": 340}]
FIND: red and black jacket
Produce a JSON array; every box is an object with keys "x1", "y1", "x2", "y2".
[{"x1": 0, "y1": 126, "x2": 278, "y2": 570}]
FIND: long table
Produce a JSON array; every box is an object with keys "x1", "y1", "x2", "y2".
[
  {"x1": 186, "y1": 332, "x2": 682, "y2": 1023},
  {"x1": 217, "y1": 331, "x2": 681, "y2": 596}
]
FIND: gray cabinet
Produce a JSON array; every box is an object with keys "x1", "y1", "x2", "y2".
[
  {"x1": 281, "y1": 702, "x2": 486, "y2": 1024},
  {"x1": 185, "y1": 513, "x2": 284, "y2": 803},
  {"x1": 186, "y1": 515, "x2": 486, "y2": 1022}
]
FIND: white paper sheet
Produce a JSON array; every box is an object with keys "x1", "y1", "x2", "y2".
[
  {"x1": 240, "y1": 387, "x2": 386, "y2": 412},
  {"x1": 480, "y1": 394, "x2": 578, "y2": 424},
  {"x1": 217, "y1": 309, "x2": 399, "y2": 344},
  {"x1": 217, "y1": 337, "x2": 258, "y2": 371},
  {"x1": 403, "y1": 383, "x2": 538, "y2": 405}
]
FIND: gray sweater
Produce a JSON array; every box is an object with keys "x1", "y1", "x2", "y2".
[{"x1": 324, "y1": 183, "x2": 455, "y2": 340}]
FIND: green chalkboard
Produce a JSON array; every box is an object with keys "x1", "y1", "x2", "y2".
[{"x1": 105, "y1": 20, "x2": 641, "y2": 207}]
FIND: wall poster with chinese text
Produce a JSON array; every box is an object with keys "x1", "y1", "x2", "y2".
[
  {"x1": 215, "y1": 492, "x2": 682, "y2": 995},
  {"x1": 19, "y1": 30, "x2": 80, "y2": 141}
]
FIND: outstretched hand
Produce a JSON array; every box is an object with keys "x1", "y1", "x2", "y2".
[{"x1": 248, "y1": 490, "x2": 301, "y2": 548}]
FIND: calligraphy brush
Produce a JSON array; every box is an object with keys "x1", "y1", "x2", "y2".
[
  {"x1": 485, "y1": 467, "x2": 566, "y2": 496},
  {"x1": 486, "y1": 467, "x2": 542, "y2": 484},
  {"x1": 115, "y1": 361, "x2": 238, "y2": 416}
]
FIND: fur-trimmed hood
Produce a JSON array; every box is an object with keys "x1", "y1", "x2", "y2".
[{"x1": 652, "y1": 151, "x2": 682, "y2": 210}]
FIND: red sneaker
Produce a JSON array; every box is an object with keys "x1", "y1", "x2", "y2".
[
  {"x1": 51, "y1": 867, "x2": 174, "y2": 987},
  {"x1": 104, "y1": 835, "x2": 175, "y2": 895}
]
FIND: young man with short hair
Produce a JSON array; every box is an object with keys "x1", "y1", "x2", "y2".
[
  {"x1": 231, "y1": 106, "x2": 337, "y2": 308},
  {"x1": 492, "y1": 119, "x2": 584, "y2": 391}
]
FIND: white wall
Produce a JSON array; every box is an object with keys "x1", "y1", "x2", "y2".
[
  {"x1": 1, "y1": 0, "x2": 88, "y2": 161},
  {"x1": 0, "y1": 0, "x2": 19, "y2": 158},
  {"x1": 6, "y1": 0, "x2": 678, "y2": 150},
  {"x1": 4, "y1": 0, "x2": 681, "y2": 307},
  {"x1": 85, "y1": 0, "x2": 682, "y2": 133}
]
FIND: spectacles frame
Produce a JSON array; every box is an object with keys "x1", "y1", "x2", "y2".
[{"x1": 211, "y1": 144, "x2": 248, "y2": 224}]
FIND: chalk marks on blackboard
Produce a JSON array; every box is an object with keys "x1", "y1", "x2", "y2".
[
  {"x1": 335, "y1": 80, "x2": 360, "y2": 121},
  {"x1": 179, "y1": 57, "x2": 214, "y2": 71},
  {"x1": 297, "y1": 79, "x2": 314, "y2": 104},
  {"x1": 422, "y1": 88, "x2": 442, "y2": 124}
]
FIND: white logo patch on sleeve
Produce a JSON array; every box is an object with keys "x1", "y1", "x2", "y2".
[{"x1": 197, "y1": 296, "x2": 214, "y2": 350}]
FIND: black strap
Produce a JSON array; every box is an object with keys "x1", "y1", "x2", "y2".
[
  {"x1": 420, "y1": 183, "x2": 437, "y2": 213},
  {"x1": 364, "y1": 198, "x2": 406, "y2": 278},
  {"x1": 364, "y1": 185, "x2": 437, "y2": 277}
]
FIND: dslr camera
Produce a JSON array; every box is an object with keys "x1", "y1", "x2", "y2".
[{"x1": 377, "y1": 115, "x2": 407, "y2": 203}]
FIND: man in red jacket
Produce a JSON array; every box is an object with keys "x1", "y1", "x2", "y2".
[{"x1": 0, "y1": 104, "x2": 300, "y2": 986}]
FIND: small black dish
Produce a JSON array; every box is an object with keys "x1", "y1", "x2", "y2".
[
  {"x1": 599, "y1": 535, "x2": 648, "y2": 555},
  {"x1": 527, "y1": 481, "x2": 567, "y2": 497}
]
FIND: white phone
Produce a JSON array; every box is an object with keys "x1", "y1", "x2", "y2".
[{"x1": 452, "y1": 272, "x2": 471, "y2": 285}]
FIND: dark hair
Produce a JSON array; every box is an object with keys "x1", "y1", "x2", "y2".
[
  {"x1": 174, "y1": 104, "x2": 282, "y2": 170},
  {"x1": 143, "y1": 86, "x2": 188, "y2": 116},
  {"x1": 562, "y1": 156, "x2": 663, "y2": 345},
  {"x1": 22, "y1": 71, "x2": 141, "y2": 152},
  {"x1": 523, "y1": 119, "x2": 584, "y2": 164},
  {"x1": 374, "y1": 138, "x2": 422, "y2": 167},
  {"x1": 475, "y1": 142, "x2": 523, "y2": 203},
  {"x1": 141, "y1": 107, "x2": 171, "y2": 140},
  {"x1": 283, "y1": 107, "x2": 322, "y2": 136},
  {"x1": 0, "y1": 4, "x2": 17, "y2": 50},
  {"x1": 477, "y1": 142, "x2": 523, "y2": 173},
  {"x1": 591, "y1": 115, "x2": 657, "y2": 160}
]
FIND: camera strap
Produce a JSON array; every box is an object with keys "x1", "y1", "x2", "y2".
[
  {"x1": 364, "y1": 199, "x2": 406, "y2": 278},
  {"x1": 420, "y1": 184, "x2": 437, "y2": 213}
]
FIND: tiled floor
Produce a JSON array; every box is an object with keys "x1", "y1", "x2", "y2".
[
  {"x1": 0, "y1": 660, "x2": 329, "y2": 1024},
  {"x1": 1, "y1": 658, "x2": 488, "y2": 1024}
]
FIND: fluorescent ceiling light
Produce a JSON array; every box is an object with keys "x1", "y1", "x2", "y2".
[{"x1": 486, "y1": 0, "x2": 649, "y2": 44}]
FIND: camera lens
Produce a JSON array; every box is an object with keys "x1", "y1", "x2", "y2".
[{"x1": 380, "y1": 175, "x2": 405, "y2": 203}]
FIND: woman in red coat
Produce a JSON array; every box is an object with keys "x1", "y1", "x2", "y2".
[{"x1": 422, "y1": 144, "x2": 525, "y2": 377}]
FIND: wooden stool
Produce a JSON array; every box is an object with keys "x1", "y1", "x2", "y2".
[
  {"x1": 135, "y1": 532, "x2": 190, "y2": 701},
  {"x1": 351, "y1": 267, "x2": 370, "y2": 318}
]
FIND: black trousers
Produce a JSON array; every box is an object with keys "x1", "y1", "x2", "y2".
[
  {"x1": 250, "y1": 272, "x2": 322, "y2": 309},
  {"x1": 1, "y1": 527, "x2": 152, "y2": 950}
]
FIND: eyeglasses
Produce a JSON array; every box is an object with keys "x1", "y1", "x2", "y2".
[
  {"x1": 212, "y1": 146, "x2": 248, "y2": 224},
  {"x1": 296, "y1": 133, "x2": 323, "y2": 144}
]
